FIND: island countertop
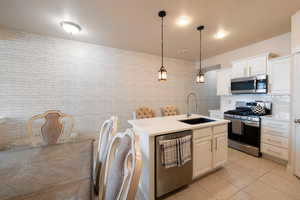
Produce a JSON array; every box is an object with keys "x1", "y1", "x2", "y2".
[{"x1": 128, "y1": 114, "x2": 229, "y2": 136}]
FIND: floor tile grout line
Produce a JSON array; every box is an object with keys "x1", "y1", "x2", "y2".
[{"x1": 257, "y1": 170, "x2": 300, "y2": 200}]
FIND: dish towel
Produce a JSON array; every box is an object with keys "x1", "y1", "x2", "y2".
[
  {"x1": 178, "y1": 135, "x2": 192, "y2": 166},
  {"x1": 159, "y1": 138, "x2": 179, "y2": 168},
  {"x1": 159, "y1": 135, "x2": 192, "y2": 168}
]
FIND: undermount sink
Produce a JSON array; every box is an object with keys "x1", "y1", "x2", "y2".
[{"x1": 179, "y1": 117, "x2": 216, "y2": 125}]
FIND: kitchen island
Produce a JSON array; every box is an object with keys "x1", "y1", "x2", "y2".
[{"x1": 128, "y1": 114, "x2": 229, "y2": 200}]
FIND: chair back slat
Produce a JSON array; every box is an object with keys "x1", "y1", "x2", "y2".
[
  {"x1": 95, "y1": 116, "x2": 118, "y2": 194},
  {"x1": 27, "y1": 110, "x2": 75, "y2": 147},
  {"x1": 99, "y1": 129, "x2": 141, "y2": 200}
]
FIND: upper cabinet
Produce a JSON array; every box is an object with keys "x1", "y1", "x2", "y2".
[
  {"x1": 232, "y1": 60, "x2": 248, "y2": 78},
  {"x1": 247, "y1": 55, "x2": 268, "y2": 76},
  {"x1": 269, "y1": 56, "x2": 291, "y2": 95},
  {"x1": 231, "y1": 53, "x2": 275, "y2": 79},
  {"x1": 217, "y1": 68, "x2": 232, "y2": 96},
  {"x1": 292, "y1": 10, "x2": 300, "y2": 53}
]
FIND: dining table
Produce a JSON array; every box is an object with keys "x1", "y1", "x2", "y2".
[{"x1": 0, "y1": 139, "x2": 95, "y2": 200}]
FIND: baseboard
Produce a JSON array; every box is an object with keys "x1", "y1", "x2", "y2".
[{"x1": 262, "y1": 153, "x2": 288, "y2": 166}]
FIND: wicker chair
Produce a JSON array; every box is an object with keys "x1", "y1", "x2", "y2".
[
  {"x1": 161, "y1": 105, "x2": 179, "y2": 116},
  {"x1": 134, "y1": 106, "x2": 155, "y2": 119}
]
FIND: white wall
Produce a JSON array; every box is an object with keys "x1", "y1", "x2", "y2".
[
  {"x1": 203, "y1": 33, "x2": 291, "y2": 68},
  {"x1": 0, "y1": 28, "x2": 220, "y2": 149}
]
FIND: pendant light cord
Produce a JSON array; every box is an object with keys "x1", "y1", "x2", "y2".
[
  {"x1": 161, "y1": 16, "x2": 164, "y2": 68},
  {"x1": 199, "y1": 28, "x2": 202, "y2": 74}
]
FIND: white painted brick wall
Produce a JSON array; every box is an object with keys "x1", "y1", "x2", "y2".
[{"x1": 0, "y1": 28, "x2": 219, "y2": 149}]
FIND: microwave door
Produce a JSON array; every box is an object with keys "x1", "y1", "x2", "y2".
[{"x1": 231, "y1": 79, "x2": 256, "y2": 94}]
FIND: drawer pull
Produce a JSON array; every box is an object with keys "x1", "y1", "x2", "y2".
[{"x1": 267, "y1": 149, "x2": 281, "y2": 155}]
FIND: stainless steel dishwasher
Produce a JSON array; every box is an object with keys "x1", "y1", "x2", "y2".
[{"x1": 155, "y1": 130, "x2": 193, "y2": 198}]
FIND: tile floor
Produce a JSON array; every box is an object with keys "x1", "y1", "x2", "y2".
[{"x1": 164, "y1": 148, "x2": 300, "y2": 200}]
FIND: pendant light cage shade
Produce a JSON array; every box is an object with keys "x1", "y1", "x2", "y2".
[
  {"x1": 196, "y1": 72, "x2": 205, "y2": 83},
  {"x1": 196, "y1": 25, "x2": 205, "y2": 83},
  {"x1": 158, "y1": 66, "x2": 167, "y2": 81},
  {"x1": 158, "y1": 10, "x2": 167, "y2": 82}
]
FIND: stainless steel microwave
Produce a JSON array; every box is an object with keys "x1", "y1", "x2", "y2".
[{"x1": 231, "y1": 74, "x2": 268, "y2": 94}]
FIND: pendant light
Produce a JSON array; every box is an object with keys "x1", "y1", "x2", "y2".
[
  {"x1": 158, "y1": 10, "x2": 167, "y2": 82},
  {"x1": 196, "y1": 25, "x2": 205, "y2": 83}
]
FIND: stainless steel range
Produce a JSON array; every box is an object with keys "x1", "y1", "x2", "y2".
[{"x1": 224, "y1": 101, "x2": 272, "y2": 157}]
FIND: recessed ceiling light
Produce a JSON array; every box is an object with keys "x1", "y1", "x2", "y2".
[
  {"x1": 214, "y1": 30, "x2": 227, "y2": 39},
  {"x1": 176, "y1": 16, "x2": 191, "y2": 26},
  {"x1": 60, "y1": 21, "x2": 82, "y2": 35}
]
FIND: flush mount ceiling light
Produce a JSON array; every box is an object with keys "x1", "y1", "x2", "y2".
[
  {"x1": 176, "y1": 16, "x2": 191, "y2": 26},
  {"x1": 60, "y1": 21, "x2": 82, "y2": 35},
  {"x1": 158, "y1": 10, "x2": 167, "y2": 82},
  {"x1": 214, "y1": 30, "x2": 227, "y2": 39},
  {"x1": 196, "y1": 25, "x2": 205, "y2": 84}
]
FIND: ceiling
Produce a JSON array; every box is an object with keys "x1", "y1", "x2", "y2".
[{"x1": 0, "y1": 0, "x2": 300, "y2": 61}]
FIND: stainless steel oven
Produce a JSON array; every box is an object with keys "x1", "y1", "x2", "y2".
[
  {"x1": 231, "y1": 74, "x2": 268, "y2": 94},
  {"x1": 225, "y1": 115, "x2": 261, "y2": 157}
]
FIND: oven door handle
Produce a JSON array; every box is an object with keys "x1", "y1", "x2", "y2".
[{"x1": 242, "y1": 121, "x2": 259, "y2": 127}]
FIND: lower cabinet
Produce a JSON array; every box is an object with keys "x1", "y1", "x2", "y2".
[
  {"x1": 193, "y1": 127, "x2": 228, "y2": 179},
  {"x1": 193, "y1": 137, "x2": 213, "y2": 177},
  {"x1": 213, "y1": 133, "x2": 228, "y2": 168},
  {"x1": 261, "y1": 117, "x2": 290, "y2": 161}
]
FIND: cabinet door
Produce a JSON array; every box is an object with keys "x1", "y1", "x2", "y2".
[
  {"x1": 292, "y1": 10, "x2": 300, "y2": 53},
  {"x1": 213, "y1": 133, "x2": 228, "y2": 168},
  {"x1": 248, "y1": 56, "x2": 267, "y2": 76},
  {"x1": 269, "y1": 57, "x2": 291, "y2": 95},
  {"x1": 216, "y1": 70, "x2": 224, "y2": 96},
  {"x1": 217, "y1": 68, "x2": 232, "y2": 96},
  {"x1": 193, "y1": 138, "x2": 213, "y2": 178},
  {"x1": 232, "y1": 60, "x2": 248, "y2": 78}
]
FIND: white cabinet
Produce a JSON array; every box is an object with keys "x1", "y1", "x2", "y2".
[
  {"x1": 247, "y1": 56, "x2": 267, "y2": 76},
  {"x1": 213, "y1": 133, "x2": 228, "y2": 167},
  {"x1": 217, "y1": 68, "x2": 232, "y2": 96},
  {"x1": 232, "y1": 60, "x2": 248, "y2": 78},
  {"x1": 261, "y1": 117, "x2": 290, "y2": 161},
  {"x1": 231, "y1": 54, "x2": 274, "y2": 79},
  {"x1": 292, "y1": 10, "x2": 300, "y2": 53},
  {"x1": 193, "y1": 125, "x2": 228, "y2": 179},
  {"x1": 193, "y1": 137, "x2": 213, "y2": 177},
  {"x1": 269, "y1": 56, "x2": 291, "y2": 95}
]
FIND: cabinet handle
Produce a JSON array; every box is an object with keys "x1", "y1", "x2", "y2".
[
  {"x1": 211, "y1": 140, "x2": 213, "y2": 152},
  {"x1": 215, "y1": 138, "x2": 218, "y2": 151}
]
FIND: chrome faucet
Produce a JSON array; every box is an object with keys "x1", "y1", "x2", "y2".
[{"x1": 186, "y1": 92, "x2": 198, "y2": 118}]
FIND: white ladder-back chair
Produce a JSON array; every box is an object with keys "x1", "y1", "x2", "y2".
[
  {"x1": 95, "y1": 116, "x2": 118, "y2": 194},
  {"x1": 27, "y1": 110, "x2": 75, "y2": 147},
  {"x1": 98, "y1": 129, "x2": 141, "y2": 200}
]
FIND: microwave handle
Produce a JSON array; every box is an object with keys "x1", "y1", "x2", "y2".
[{"x1": 253, "y1": 79, "x2": 257, "y2": 90}]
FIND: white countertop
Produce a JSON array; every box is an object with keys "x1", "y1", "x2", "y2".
[
  {"x1": 128, "y1": 114, "x2": 229, "y2": 136},
  {"x1": 260, "y1": 115, "x2": 290, "y2": 122}
]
